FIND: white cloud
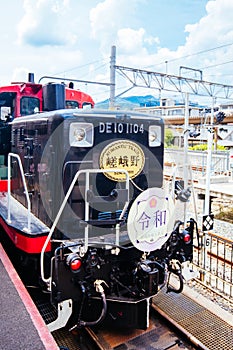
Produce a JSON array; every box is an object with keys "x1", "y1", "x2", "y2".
[
  {"x1": 115, "y1": 27, "x2": 160, "y2": 65},
  {"x1": 145, "y1": 35, "x2": 160, "y2": 47},
  {"x1": 2, "y1": 0, "x2": 233, "y2": 104},
  {"x1": 11, "y1": 67, "x2": 31, "y2": 83},
  {"x1": 114, "y1": 0, "x2": 233, "y2": 87},
  {"x1": 89, "y1": 0, "x2": 142, "y2": 53},
  {"x1": 17, "y1": 0, "x2": 77, "y2": 47},
  {"x1": 94, "y1": 0, "x2": 233, "y2": 103},
  {"x1": 90, "y1": 0, "x2": 134, "y2": 38},
  {"x1": 116, "y1": 28, "x2": 146, "y2": 54},
  {"x1": 185, "y1": 0, "x2": 233, "y2": 50},
  {"x1": 179, "y1": 0, "x2": 233, "y2": 83}
]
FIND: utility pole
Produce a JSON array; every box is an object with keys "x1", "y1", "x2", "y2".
[
  {"x1": 109, "y1": 45, "x2": 116, "y2": 109},
  {"x1": 204, "y1": 97, "x2": 215, "y2": 215},
  {"x1": 183, "y1": 92, "x2": 189, "y2": 224}
]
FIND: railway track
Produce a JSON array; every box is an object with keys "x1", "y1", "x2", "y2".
[
  {"x1": 1, "y1": 202, "x2": 232, "y2": 349},
  {"x1": 0, "y1": 230, "x2": 198, "y2": 350},
  {"x1": 29, "y1": 288, "x2": 197, "y2": 350},
  {"x1": 2, "y1": 233, "x2": 232, "y2": 350},
  {"x1": 31, "y1": 284, "x2": 233, "y2": 350}
]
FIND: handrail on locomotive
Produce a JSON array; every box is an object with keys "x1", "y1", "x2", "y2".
[
  {"x1": 40, "y1": 167, "x2": 130, "y2": 288},
  {"x1": 7, "y1": 153, "x2": 32, "y2": 232}
]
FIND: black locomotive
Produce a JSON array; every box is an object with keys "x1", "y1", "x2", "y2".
[{"x1": 0, "y1": 93, "x2": 195, "y2": 331}]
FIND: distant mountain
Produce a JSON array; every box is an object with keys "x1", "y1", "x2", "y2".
[
  {"x1": 95, "y1": 95, "x2": 206, "y2": 110},
  {"x1": 95, "y1": 95, "x2": 160, "y2": 110}
]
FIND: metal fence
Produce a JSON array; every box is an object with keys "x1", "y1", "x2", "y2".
[
  {"x1": 192, "y1": 232, "x2": 233, "y2": 299},
  {"x1": 165, "y1": 149, "x2": 231, "y2": 177}
]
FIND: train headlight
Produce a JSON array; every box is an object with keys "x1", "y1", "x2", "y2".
[
  {"x1": 69, "y1": 123, "x2": 94, "y2": 147},
  {"x1": 149, "y1": 125, "x2": 161, "y2": 147},
  {"x1": 66, "y1": 253, "x2": 82, "y2": 272}
]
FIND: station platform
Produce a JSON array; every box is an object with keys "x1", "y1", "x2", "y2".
[
  {"x1": 1, "y1": 242, "x2": 232, "y2": 350},
  {"x1": 195, "y1": 179, "x2": 233, "y2": 201},
  {"x1": 0, "y1": 244, "x2": 58, "y2": 350},
  {"x1": 153, "y1": 280, "x2": 233, "y2": 350}
]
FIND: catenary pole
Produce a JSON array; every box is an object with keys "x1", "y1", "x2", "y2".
[
  {"x1": 183, "y1": 92, "x2": 189, "y2": 224},
  {"x1": 204, "y1": 97, "x2": 215, "y2": 215},
  {"x1": 109, "y1": 45, "x2": 116, "y2": 109}
]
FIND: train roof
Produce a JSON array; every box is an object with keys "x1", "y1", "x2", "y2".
[{"x1": 11, "y1": 108, "x2": 164, "y2": 124}]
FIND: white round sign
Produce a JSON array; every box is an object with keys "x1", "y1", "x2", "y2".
[
  {"x1": 127, "y1": 187, "x2": 175, "y2": 252},
  {"x1": 99, "y1": 140, "x2": 145, "y2": 182}
]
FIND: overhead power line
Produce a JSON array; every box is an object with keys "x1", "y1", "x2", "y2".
[
  {"x1": 167, "y1": 42, "x2": 233, "y2": 63},
  {"x1": 200, "y1": 59, "x2": 233, "y2": 70},
  {"x1": 146, "y1": 42, "x2": 233, "y2": 70},
  {"x1": 38, "y1": 75, "x2": 112, "y2": 87},
  {"x1": 54, "y1": 59, "x2": 106, "y2": 76}
]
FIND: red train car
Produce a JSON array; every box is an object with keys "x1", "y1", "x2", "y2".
[{"x1": 0, "y1": 73, "x2": 94, "y2": 121}]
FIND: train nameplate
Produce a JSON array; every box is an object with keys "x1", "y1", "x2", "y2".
[
  {"x1": 98, "y1": 122, "x2": 144, "y2": 134},
  {"x1": 127, "y1": 188, "x2": 175, "y2": 252},
  {"x1": 99, "y1": 140, "x2": 145, "y2": 182}
]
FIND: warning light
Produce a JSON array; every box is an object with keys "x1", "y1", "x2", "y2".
[
  {"x1": 66, "y1": 253, "x2": 82, "y2": 272},
  {"x1": 183, "y1": 233, "x2": 191, "y2": 244},
  {"x1": 70, "y1": 259, "x2": 82, "y2": 271}
]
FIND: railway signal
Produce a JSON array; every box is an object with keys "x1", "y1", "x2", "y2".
[
  {"x1": 216, "y1": 111, "x2": 226, "y2": 123},
  {"x1": 202, "y1": 214, "x2": 214, "y2": 231}
]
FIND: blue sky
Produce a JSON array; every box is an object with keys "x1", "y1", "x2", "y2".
[
  {"x1": 1, "y1": 0, "x2": 233, "y2": 104},
  {"x1": 131, "y1": 0, "x2": 208, "y2": 50}
]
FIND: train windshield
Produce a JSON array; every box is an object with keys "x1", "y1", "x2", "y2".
[
  {"x1": 20, "y1": 96, "x2": 40, "y2": 116},
  {"x1": 65, "y1": 100, "x2": 93, "y2": 109},
  {"x1": 82, "y1": 102, "x2": 93, "y2": 109},
  {"x1": 66, "y1": 100, "x2": 79, "y2": 109}
]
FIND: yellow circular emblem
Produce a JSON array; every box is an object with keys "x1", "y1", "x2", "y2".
[{"x1": 99, "y1": 140, "x2": 145, "y2": 182}]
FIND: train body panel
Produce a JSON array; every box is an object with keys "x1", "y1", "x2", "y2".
[
  {"x1": 0, "y1": 108, "x2": 196, "y2": 331},
  {"x1": 0, "y1": 74, "x2": 94, "y2": 123},
  {"x1": 10, "y1": 110, "x2": 164, "y2": 234}
]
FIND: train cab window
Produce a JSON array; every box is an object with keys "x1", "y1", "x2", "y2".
[
  {"x1": 20, "y1": 97, "x2": 40, "y2": 116},
  {"x1": 0, "y1": 92, "x2": 16, "y2": 121},
  {"x1": 82, "y1": 102, "x2": 93, "y2": 109},
  {"x1": 66, "y1": 100, "x2": 79, "y2": 109}
]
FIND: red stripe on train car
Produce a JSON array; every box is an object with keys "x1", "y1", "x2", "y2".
[
  {"x1": 0, "y1": 179, "x2": 20, "y2": 192},
  {"x1": 0, "y1": 217, "x2": 51, "y2": 254},
  {"x1": 0, "y1": 180, "x2": 8, "y2": 192}
]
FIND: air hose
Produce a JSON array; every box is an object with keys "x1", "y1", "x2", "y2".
[{"x1": 71, "y1": 280, "x2": 107, "y2": 329}]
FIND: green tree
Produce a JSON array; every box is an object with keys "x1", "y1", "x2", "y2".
[
  {"x1": 189, "y1": 144, "x2": 226, "y2": 151},
  {"x1": 165, "y1": 128, "x2": 174, "y2": 147}
]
